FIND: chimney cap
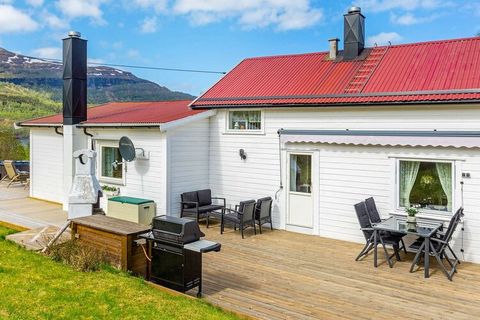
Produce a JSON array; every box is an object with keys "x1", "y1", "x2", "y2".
[
  {"x1": 68, "y1": 31, "x2": 81, "y2": 38},
  {"x1": 347, "y1": 6, "x2": 361, "y2": 14}
]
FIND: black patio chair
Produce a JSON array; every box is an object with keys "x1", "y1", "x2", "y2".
[
  {"x1": 365, "y1": 197, "x2": 407, "y2": 253},
  {"x1": 409, "y1": 207, "x2": 464, "y2": 280},
  {"x1": 221, "y1": 200, "x2": 256, "y2": 239},
  {"x1": 354, "y1": 201, "x2": 405, "y2": 267},
  {"x1": 255, "y1": 197, "x2": 273, "y2": 234}
]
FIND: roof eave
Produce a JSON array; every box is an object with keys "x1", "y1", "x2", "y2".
[{"x1": 191, "y1": 99, "x2": 480, "y2": 109}]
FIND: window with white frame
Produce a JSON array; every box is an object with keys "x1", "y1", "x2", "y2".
[
  {"x1": 98, "y1": 142, "x2": 124, "y2": 184},
  {"x1": 398, "y1": 160, "x2": 453, "y2": 213},
  {"x1": 228, "y1": 110, "x2": 262, "y2": 131}
]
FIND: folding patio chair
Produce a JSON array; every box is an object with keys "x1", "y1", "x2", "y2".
[
  {"x1": 354, "y1": 201, "x2": 405, "y2": 267},
  {"x1": 365, "y1": 197, "x2": 407, "y2": 254},
  {"x1": 2, "y1": 160, "x2": 29, "y2": 188},
  {"x1": 409, "y1": 207, "x2": 464, "y2": 280}
]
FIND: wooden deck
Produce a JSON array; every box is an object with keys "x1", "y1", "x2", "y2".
[{"x1": 200, "y1": 224, "x2": 480, "y2": 320}]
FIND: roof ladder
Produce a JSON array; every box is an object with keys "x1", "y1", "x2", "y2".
[{"x1": 344, "y1": 46, "x2": 390, "y2": 94}]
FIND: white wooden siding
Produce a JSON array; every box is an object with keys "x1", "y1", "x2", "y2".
[
  {"x1": 89, "y1": 128, "x2": 167, "y2": 215},
  {"x1": 208, "y1": 105, "x2": 480, "y2": 263},
  {"x1": 30, "y1": 128, "x2": 64, "y2": 203},
  {"x1": 167, "y1": 118, "x2": 210, "y2": 215}
]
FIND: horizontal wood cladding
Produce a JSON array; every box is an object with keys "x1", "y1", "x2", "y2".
[
  {"x1": 208, "y1": 106, "x2": 480, "y2": 263},
  {"x1": 71, "y1": 217, "x2": 148, "y2": 277}
]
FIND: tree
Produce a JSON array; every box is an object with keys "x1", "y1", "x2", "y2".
[{"x1": 0, "y1": 129, "x2": 28, "y2": 160}]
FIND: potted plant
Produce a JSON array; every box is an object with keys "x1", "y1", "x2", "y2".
[
  {"x1": 101, "y1": 185, "x2": 120, "y2": 197},
  {"x1": 406, "y1": 207, "x2": 418, "y2": 223}
]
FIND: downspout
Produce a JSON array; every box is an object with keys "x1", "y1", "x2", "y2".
[
  {"x1": 275, "y1": 128, "x2": 284, "y2": 199},
  {"x1": 83, "y1": 127, "x2": 94, "y2": 150},
  {"x1": 54, "y1": 127, "x2": 63, "y2": 136}
]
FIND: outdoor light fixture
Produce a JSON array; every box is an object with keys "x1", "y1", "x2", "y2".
[{"x1": 239, "y1": 149, "x2": 247, "y2": 160}]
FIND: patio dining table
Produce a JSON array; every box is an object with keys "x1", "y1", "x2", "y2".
[{"x1": 373, "y1": 216, "x2": 443, "y2": 278}]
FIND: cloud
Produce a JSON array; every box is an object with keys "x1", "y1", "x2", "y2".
[
  {"x1": 26, "y1": 0, "x2": 44, "y2": 6},
  {"x1": 126, "y1": 49, "x2": 140, "y2": 58},
  {"x1": 55, "y1": 0, "x2": 106, "y2": 24},
  {"x1": 390, "y1": 12, "x2": 439, "y2": 25},
  {"x1": 42, "y1": 10, "x2": 69, "y2": 29},
  {"x1": 356, "y1": 0, "x2": 448, "y2": 12},
  {"x1": 88, "y1": 58, "x2": 105, "y2": 64},
  {"x1": 133, "y1": 0, "x2": 168, "y2": 13},
  {"x1": 0, "y1": 5, "x2": 38, "y2": 33},
  {"x1": 31, "y1": 47, "x2": 62, "y2": 59},
  {"x1": 172, "y1": 0, "x2": 323, "y2": 31},
  {"x1": 367, "y1": 31, "x2": 403, "y2": 46},
  {"x1": 139, "y1": 16, "x2": 158, "y2": 33}
]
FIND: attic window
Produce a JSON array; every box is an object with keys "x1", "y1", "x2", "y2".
[{"x1": 228, "y1": 110, "x2": 262, "y2": 132}]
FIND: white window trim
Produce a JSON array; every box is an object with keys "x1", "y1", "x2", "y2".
[
  {"x1": 96, "y1": 140, "x2": 126, "y2": 186},
  {"x1": 392, "y1": 157, "x2": 458, "y2": 218},
  {"x1": 224, "y1": 109, "x2": 265, "y2": 135}
]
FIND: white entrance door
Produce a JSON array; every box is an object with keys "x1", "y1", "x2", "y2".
[{"x1": 287, "y1": 153, "x2": 313, "y2": 228}]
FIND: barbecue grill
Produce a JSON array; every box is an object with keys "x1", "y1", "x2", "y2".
[{"x1": 140, "y1": 215, "x2": 221, "y2": 297}]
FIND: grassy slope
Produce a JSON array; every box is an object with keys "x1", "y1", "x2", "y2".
[
  {"x1": 0, "y1": 226, "x2": 238, "y2": 320},
  {"x1": 0, "y1": 82, "x2": 61, "y2": 126}
]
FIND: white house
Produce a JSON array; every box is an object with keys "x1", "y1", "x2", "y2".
[
  {"x1": 187, "y1": 9, "x2": 480, "y2": 263},
  {"x1": 19, "y1": 100, "x2": 215, "y2": 215},
  {"x1": 19, "y1": 8, "x2": 480, "y2": 264}
]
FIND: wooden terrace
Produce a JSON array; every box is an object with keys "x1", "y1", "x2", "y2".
[
  {"x1": 1, "y1": 184, "x2": 480, "y2": 319},
  {"x1": 200, "y1": 225, "x2": 480, "y2": 320}
]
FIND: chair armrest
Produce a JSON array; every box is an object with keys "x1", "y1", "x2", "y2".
[
  {"x1": 180, "y1": 201, "x2": 199, "y2": 209},
  {"x1": 360, "y1": 227, "x2": 374, "y2": 231},
  {"x1": 211, "y1": 197, "x2": 226, "y2": 206},
  {"x1": 224, "y1": 208, "x2": 241, "y2": 215},
  {"x1": 430, "y1": 237, "x2": 448, "y2": 244}
]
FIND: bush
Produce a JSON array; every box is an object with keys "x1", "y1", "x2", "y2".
[{"x1": 47, "y1": 240, "x2": 109, "y2": 272}]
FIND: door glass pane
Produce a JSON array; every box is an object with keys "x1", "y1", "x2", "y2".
[
  {"x1": 290, "y1": 154, "x2": 311, "y2": 193},
  {"x1": 102, "y1": 146, "x2": 123, "y2": 179}
]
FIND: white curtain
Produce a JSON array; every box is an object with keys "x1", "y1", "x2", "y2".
[
  {"x1": 399, "y1": 161, "x2": 420, "y2": 207},
  {"x1": 436, "y1": 162, "x2": 453, "y2": 211}
]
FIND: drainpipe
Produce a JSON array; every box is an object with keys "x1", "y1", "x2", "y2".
[
  {"x1": 275, "y1": 128, "x2": 284, "y2": 199},
  {"x1": 83, "y1": 127, "x2": 94, "y2": 150},
  {"x1": 54, "y1": 127, "x2": 63, "y2": 136}
]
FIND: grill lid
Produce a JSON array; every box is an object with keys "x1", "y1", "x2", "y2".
[{"x1": 152, "y1": 215, "x2": 205, "y2": 244}]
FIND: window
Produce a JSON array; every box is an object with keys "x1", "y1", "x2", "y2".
[
  {"x1": 290, "y1": 154, "x2": 312, "y2": 193},
  {"x1": 228, "y1": 110, "x2": 262, "y2": 131},
  {"x1": 99, "y1": 144, "x2": 124, "y2": 183},
  {"x1": 398, "y1": 160, "x2": 453, "y2": 213}
]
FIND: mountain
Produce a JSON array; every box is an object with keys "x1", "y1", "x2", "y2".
[{"x1": 0, "y1": 47, "x2": 194, "y2": 104}]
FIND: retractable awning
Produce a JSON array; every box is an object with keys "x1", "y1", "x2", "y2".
[{"x1": 278, "y1": 130, "x2": 480, "y2": 149}]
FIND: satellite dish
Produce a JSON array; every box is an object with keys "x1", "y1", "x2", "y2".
[{"x1": 119, "y1": 136, "x2": 136, "y2": 162}]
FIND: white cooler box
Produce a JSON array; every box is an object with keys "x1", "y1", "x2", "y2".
[{"x1": 107, "y1": 196, "x2": 155, "y2": 225}]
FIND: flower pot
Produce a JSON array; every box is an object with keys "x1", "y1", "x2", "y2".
[{"x1": 407, "y1": 215, "x2": 417, "y2": 223}]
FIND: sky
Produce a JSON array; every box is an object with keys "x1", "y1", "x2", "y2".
[{"x1": 0, "y1": 0, "x2": 479, "y2": 96}]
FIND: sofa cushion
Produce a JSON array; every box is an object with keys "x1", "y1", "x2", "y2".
[
  {"x1": 197, "y1": 189, "x2": 212, "y2": 206},
  {"x1": 182, "y1": 191, "x2": 198, "y2": 208}
]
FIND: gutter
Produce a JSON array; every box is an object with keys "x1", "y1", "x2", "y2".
[{"x1": 190, "y1": 99, "x2": 480, "y2": 110}]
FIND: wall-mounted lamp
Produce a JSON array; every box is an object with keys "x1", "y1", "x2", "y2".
[{"x1": 239, "y1": 149, "x2": 247, "y2": 160}]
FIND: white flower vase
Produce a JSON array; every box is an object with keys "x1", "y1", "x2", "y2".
[{"x1": 407, "y1": 215, "x2": 417, "y2": 223}]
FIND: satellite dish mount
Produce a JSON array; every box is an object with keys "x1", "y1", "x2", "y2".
[{"x1": 113, "y1": 136, "x2": 149, "y2": 169}]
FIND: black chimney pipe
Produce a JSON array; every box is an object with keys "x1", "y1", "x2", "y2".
[
  {"x1": 343, "y1": 7, "x2": 365, "y2": 60},
  {"x1": 63, "y1": 31, "x2": 87, "y2": 125}
]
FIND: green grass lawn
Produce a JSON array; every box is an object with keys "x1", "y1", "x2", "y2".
[{"x1": 0, "y1": 225, "x2": 239, "y2": 320}]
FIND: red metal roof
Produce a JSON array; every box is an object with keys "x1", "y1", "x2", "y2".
[
  {"x1": 192, "y1": 37, "x2": 480, "y2": 108},
  {"x1": 21, "y1": 100, "x2": 204, "y2": 126}
]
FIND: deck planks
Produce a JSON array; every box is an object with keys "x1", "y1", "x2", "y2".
[{"x1": 200, "y1": 225, "x2": 480, "y2": 320}]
